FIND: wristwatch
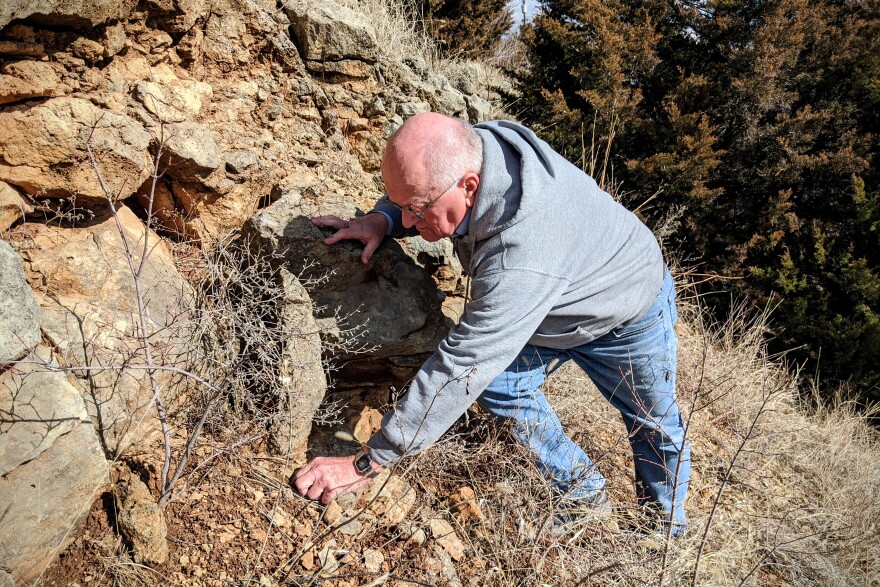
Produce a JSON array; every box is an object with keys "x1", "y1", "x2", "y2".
[{"x1": 354, "y1": 449, "x2": 378, "y2": 478}]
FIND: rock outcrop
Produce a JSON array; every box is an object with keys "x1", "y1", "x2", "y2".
[
  {"x1": 0, "y1": 350, "x2": 107, "y2": 585},
  {"x1": 241, "y1": 191, "x2": 451, "y2": 385},
  {"x1": 22, "y1": 206, "x2": 194, "y2": 456},
  {"x1": 0, "y1": 0, "x2": 502, "y2": 579}
]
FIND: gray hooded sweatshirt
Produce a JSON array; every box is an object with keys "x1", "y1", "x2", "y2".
[{"x1": 367, "y1": 120, "x2": 664, "y2": 466}]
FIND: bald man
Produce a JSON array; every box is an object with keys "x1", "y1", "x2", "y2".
[{"x1": 295, "y1": 113, "x2": 690, "y2": 537}]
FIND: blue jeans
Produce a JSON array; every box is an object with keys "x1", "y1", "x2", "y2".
[{"x1": 477, "y1": 271, "x2": 690, "y2": 532}]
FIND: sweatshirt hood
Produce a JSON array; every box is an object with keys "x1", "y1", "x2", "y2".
[{"x1": 471, "y1": 121, "x2": 559, "y2": 240}]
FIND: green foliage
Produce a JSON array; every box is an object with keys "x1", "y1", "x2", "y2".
[
  {"x1": 420, "y1": 0, "x2": 514, "y2": 58},
  {"x1": 516, "y1": 0, "x2": 880, "y2": 405}
]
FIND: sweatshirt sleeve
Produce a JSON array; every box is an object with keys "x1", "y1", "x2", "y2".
[{"x1": 367, "y1": 267, "x2": 570, "y2": 466}]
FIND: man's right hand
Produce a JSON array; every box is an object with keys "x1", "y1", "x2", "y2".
[{"x1": 312, "y1": 213, "x2": 389, "y2": 264}]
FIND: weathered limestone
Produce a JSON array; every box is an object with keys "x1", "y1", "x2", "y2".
[
  {"x1": 0, "y1": 0, "x2": 137, "y2": 29},
  {"x1": 0, "y1": 60, "x2": 60, "y2": 105},
  {"x1": 24, "y1": 206, "x2": 194, "y2": 456},
  {"x1": 0, "y1": 97, "x2": 152, "y2": 203},
  {"x1": 240, "y1": 191, "x2": 449, "y2": 383},
  {"x1": 269, "y1": 268, "x2": 328, "y2": 455},
  {"x1": 0, "y1": 181, "x2": 32, "y2": 232},
  {"x1": 284, "y1": 0, "x2": 379, "y2": 66},
  {"x1": 0, "y1": 239, "x2": 42, "y2": 362},
  {"x1": 0, "y1": 397, "x2": 106, "y2": 585}
]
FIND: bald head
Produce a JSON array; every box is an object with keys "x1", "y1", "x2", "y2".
[{"x1": 382, "y1": 112, "x2": 482, "y2": 194}]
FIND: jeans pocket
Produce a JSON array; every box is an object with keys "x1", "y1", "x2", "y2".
[{"x1": 611, "y1": 309, "x2": 663, "y2": 338}]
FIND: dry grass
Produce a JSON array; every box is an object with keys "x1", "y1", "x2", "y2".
[{"x1": 395, "y1": 277, "x2": 880, "y2": 587}]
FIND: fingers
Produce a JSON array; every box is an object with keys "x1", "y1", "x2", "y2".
[
  {"x1": 311, "y1": 215, "x2": 346, "y2": 229},
  {"x1": 361, "y1": 234, "x2": 382, "y2": 264}
]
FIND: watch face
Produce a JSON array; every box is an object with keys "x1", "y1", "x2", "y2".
[{"x1": 355, "y1": 453, "x2": 371, "y2": 474}]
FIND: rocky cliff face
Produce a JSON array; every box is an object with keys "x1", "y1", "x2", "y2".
[{"x1": 0, "y1": 0, "x2": 491, "y2": 582}]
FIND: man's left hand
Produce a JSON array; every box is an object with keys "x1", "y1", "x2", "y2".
[{"x1": 293, "y1": 454, "x2": 383, "y2": 504}]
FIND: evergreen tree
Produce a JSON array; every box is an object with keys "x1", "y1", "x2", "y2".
[
  {"x1": 421, "y1": 0, "x2": 514, "y2": 58},
  {"x1": 516, "y1": 0, "x2": 880, "y2": 405}
]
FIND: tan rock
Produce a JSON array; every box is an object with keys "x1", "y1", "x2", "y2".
[
  {"x1": 451, "y1": 486, "x2": 486, "y2": 522},
  {"x1": 133, "y1": 78, "x2": 213, "y2": 123},
  {"x1": 352, "y1": 407, "x2": 383, "y2": 443},
  {"x1": 69, "y1": 37, "x2": 105, "y2": 62},
  {"x1": 0, "y1": 181, "x2": 31, "y2": 232},
  {"x1": 362, "y1": 549, "x2": 384, "y2": 573},
  {"x1": 0, "y1": 97, "x2": 151, "y2": 203},
  {"x1": 361, "y1": 470, "x2": 416, "y2": 526},
  {"x1": 26, "y1": 206, "x2": 193, "y2": 455},
  {"x1": 0, "y1": 60, "x2": 60, "y2": 105},
  {"x1": 0, "y1": 40, "x2": 45, "y2": 57},
  {"x1": 114, "y1": 476, "x2": 168, "y2": 566},
  {"x1": 428, "y1": 518, "x2": 465, "y2": 561},
  {"x1": 324, "y1": 501, "x2": 344, "y2": 525}
]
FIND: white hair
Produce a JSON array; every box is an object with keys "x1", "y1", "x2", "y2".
[
  {"x1": 422, "y1": 118, "x2": 483, "y2": 189},
  {"x1": 387, "y1": 116, "x2": 483, "y2": 191}
]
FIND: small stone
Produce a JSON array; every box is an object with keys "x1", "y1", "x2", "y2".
[
  {"x1": 69, "y1": 38, "x2": 104, "y2": 62},
  {"x1": 363, "y1": 549, "x2": 384, "y2": 573},
  {"x1": 451, "y1": 486, "x2": 485, "y2": 522},
  {"x1": 361, "y1": 471, "x2": 416, "y2": 526},
  {"x1": 352, "y1": 407, "x2": 383, "y2": 444},
  {"x1": 179, "y1": 554, "x2": 190, "y2": 565},
  {"x1": 324, "y1": 501, "x2": 344, "y2": 525},
  {"x1": 301, "y1": 549, "x2": 315, "y2": 570},
  {"x1": 428, "y1": 518, "x2": 465, "y2": 561},
  {"x1": 113, "y1": 477, "x2": 168, "y2": 566}
]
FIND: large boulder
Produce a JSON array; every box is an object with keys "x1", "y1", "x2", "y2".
[
  {"x1": 0, "y1": 0, "x2": 136, "y2": 29},
  {"x1": 22, "y1": 206, "x2": 194, "y2": 456},
  {"x1": 240, "y1": 191, "x2": 449, "y2": 385},
  {"x1": 284, "y1": 0, "x2": 379, "y2": 65},
  {"x1": 0, "y1": 239, "x2": 42, "y2": 362},
  {"x1": 0, "y1": 354, "x2": 107, "y2": 585},
  {"x1": 0, "y1": 97, "x2": 152, "y2": 203}
]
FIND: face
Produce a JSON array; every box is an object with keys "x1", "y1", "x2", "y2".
[{"x1": 383, "y1": 168, "x2": 477, "y2": 242}]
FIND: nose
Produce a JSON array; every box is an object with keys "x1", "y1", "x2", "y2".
[{"x1": 401, "y1": 211, "x2": 418, "y2": 228}]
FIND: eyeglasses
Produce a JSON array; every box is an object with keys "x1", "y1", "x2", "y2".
[{"x1": 386, "y1": 175, "x2": 464, "y2": 221}]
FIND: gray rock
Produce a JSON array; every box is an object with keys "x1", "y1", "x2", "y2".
[
  {"x1": 225, "y1": 149, "x2": 261, "y2": 175},
  {"x1": 465, "y1": 94, "x2": 492, "y2": 124},
  {"x1": 284, "y1": 0, "x2": 379, "y2": 63},
  {"x1": 240, "y1": 191, "x2": 449, "y2": 383},
  {"x1": 0, "y1": 0, "x2": 137, "y2": 29},
  {"x1": 397, "y1": 102, "x2": 431, "y2": 119},
  {"x1": 268, "y1": 269, "x2": 327, "y2": 455},
  {"x1": 0, "y1": 354, "x2": 89, "y2": 476},
  {"x1": 425, "y1": 74, "x2": 468, "y2": 118},
  {"x1": 0, "y1": 240, "x2": 42, "y2": 362},
  {"x1": 0, "y1": 421, "x2": 106, "y2": 585},
  {"x1": 113, "y1": 476, "x2": 168, "y2": 566}
]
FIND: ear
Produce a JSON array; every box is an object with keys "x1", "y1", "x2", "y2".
[{"x1": 463, "y1": 173, "x2": 480, "y2": 207}]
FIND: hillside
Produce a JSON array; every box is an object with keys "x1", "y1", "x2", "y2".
[{"x1": 0, "y1": 1, "x2": 878, "y2": 586}]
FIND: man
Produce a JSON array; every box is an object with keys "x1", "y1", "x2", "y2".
[{"x1": 295, "y1": 113, "x2": 690, "y2": 536}]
